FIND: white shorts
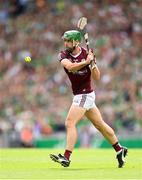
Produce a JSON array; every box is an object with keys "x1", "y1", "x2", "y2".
[{"x1": 72, "y1": 91, "x2": 96, "y2": 110}]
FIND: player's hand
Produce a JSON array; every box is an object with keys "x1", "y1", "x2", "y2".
[{"x1": 86, "y1": 49, "x2": 94, "y2": 64}]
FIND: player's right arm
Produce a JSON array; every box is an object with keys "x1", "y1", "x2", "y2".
[{"x1": 61, "y1": 58, "x2": 91, "y2": 72}]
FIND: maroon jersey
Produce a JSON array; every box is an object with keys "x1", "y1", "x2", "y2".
[{"x1": 58, "y1": 47, "x2": 94, "y2": 95}]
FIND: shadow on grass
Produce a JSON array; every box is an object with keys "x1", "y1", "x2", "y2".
[{"x1": 48, "y1": 168, "x2": 97, "y2": 171}]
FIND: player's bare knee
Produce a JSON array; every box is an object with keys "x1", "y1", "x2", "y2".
[{"x1": 65, "y1": 118, "x2": 76, "y2": 129}]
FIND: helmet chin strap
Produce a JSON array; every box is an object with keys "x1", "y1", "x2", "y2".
[
  {"x1": 66, "y1": 40, "x2": 79, "y2": 53},
  {"x1": 73, "y1": 40, "x2": 79, "y2": 47}
]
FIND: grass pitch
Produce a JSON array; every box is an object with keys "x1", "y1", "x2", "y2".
[{"x1": 0, "y1": 148, "x2": 141, "y2": 179}]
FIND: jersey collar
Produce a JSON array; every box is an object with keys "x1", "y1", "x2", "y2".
[{"x1": 70, "y1": 47, "x2": 82, "y2": 58}]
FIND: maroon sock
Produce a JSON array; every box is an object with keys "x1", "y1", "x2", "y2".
[
  {"x1": 64, "y1": 149, "x2": 72, "y2": 160},
  {"x1": 112, "y1": 142, "x2": 122, "y2": 152}
]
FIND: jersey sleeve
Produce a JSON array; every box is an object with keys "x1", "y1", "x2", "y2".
[{"x1": 58, "y1": 51, "x2": 67, "y2": 62}]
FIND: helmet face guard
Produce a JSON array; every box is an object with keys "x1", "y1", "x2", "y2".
[{"x1": 62, "y1": 30, "x2": 82, "y2": 42}]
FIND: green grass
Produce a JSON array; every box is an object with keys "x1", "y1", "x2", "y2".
[{"x1": 0, "y1": 148, "x2": 142, "y2": 179}]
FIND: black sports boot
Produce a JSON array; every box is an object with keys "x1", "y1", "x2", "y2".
[
  {"x1": 50, "y1": 154, "x2": 70, "y2": 167},
  {"x1": 116, "y1": 147, "x2": 128, "y2": 168}
]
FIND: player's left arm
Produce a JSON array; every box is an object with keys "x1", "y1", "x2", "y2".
[
  {"x1": 91, "y1": 64, "x2": 100, "y2": 81},
  {"x1": 89, "y1": 51, "x2": 100, "y2": 81}
]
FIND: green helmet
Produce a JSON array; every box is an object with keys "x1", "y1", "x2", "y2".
[{"x1": 62, "y1": 30, "x2": 82, "y2": 42}]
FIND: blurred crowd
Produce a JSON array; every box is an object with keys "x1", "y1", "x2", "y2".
[{"x1": 0, "y1": 0, "x2": 142, "y2": 147}]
